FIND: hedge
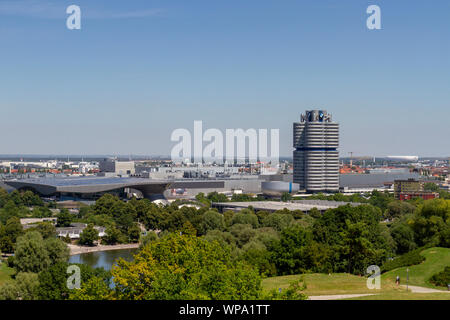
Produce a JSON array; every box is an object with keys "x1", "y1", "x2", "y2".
[
  {"x1": 429, "y1": 266, "x2": 450, "y2": 287},
  {"x1": 381, "y1": 248, "x2": 425, "y2": 273}
]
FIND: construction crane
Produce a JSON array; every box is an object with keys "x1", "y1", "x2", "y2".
[{"x1": 348, "y1": 152, "x2": 354, "y2": 167}]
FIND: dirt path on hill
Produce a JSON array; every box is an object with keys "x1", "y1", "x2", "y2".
[
  {"x1": 308, "y1": 294, "x2": 376, "y2": 300},
  {"x1": 401, "y1": 285, "x2": 450, "y2": 293}
]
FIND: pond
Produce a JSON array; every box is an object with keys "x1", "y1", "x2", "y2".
[{"x1": 68, "y1": 248, "x2": 138, "y2": 271}]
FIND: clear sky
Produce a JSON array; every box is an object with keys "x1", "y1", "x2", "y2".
[{"x1": 1, "y1": 0, "x2": 449, "y2": 157}]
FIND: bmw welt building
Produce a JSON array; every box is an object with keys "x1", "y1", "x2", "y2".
[{"x1": 293, "y1": 110, "x2": 339, "y2": 193}]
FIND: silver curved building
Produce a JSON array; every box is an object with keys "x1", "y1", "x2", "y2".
[
  {"x1": 261, "y1": 181, "x2": 300, "y2": 197},
  {"x1": 293, "y1": 110, "x2": 339, "y2": 192}
]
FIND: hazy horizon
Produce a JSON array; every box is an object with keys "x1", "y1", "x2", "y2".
[{"x1": 1, "y1": 0, "x2": 449, "y2": 157}]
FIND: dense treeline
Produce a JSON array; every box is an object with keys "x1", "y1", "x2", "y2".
[
  {"x1": 0, "y1": 186, "x2": 448, "y2": 300},
  {"x1": 71, "y1": 190, "x2": 449, "y2": 278}
]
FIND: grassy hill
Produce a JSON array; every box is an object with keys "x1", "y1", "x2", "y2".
[
  {"x1": 263, "y1": 273, "x2": 375, "y2": 296},
  {"x1": 382, "y1": 247, "x2": 450, "y2": 289},
  {"x1": 0, "y1": 262, "x2": 14, "y2": 285},
  {"x1": 262, "y1": 247, "x2": 450, "y2": 300}
]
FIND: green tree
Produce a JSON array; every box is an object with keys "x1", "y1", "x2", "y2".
[
  {"x1": 262, "y1": 213, "x2": 294, "y2": 231},
  {"x1": 106, "y1": 233, "x2": 262, "y2": 300},
  {"x1": 44, "y1": 237, "x2": 70, "y2": 265},
  {"x1": 0, "y1": 272, "x2": 39, "y2": 300},
  {"x1": 79, "y1": 224, "x2": 99, "y2": 246},
  {"x1": 270, "y1": 225, "x2": 325, "y2": 275},
  {"x1": 200, "y1": 210, "x2": 225, "y2": 234},
  {"x1": 14, "y1": 231, "x2": 51, "y2": 273},
  {"x1": 38, "y1": 262, "x2": 111, "y2": 300},
  {"x1": 229, "y1": 224, "x2": 257, "y2": 248},
  {"x1": 27, "y1": 222, "x2": 56, "y2": 239},
  {"x1": 31, "y1": 206, "x2": 53, "y2": 218},
  {"x1": 385, "y1": 201, "x2": 416, "y2": 220},
  {"x1": 195, "y1": 192, "x2": 211, "y2": 206},
  {"x1": 423, "y1": 182, "x2": 439, "y2": 192},
  {"x1": 231, "y1": 210, "x2": 259, "y2": 228},
  {"x1": 390, "y1": 223, "x2": 416, "y2": 254},
  {"x1": 240, "y1": 240, "x2": 277, "y2": 277},
  {"x1": 341, "y1": 220, "x2": 377, "y2": 274},
  {"x1": 69, "y1": 276, "x2": 112, "y2": 300},
  {"x1": 0, "y1": 188, "x2": 9, "y2": 208},
  {"x1": 127, "y1": 224, "x2": 141, "y2": 243},
  {"x1": 0, "y1": 216, "x2": 23, "y2": 253},
  {"x1": 429, "y1": 266, "x2": 450, "y2": 287},
  {"x1": 223, "y1": 210, "x2": 235, "y2": 227},
  {"x1": 411, "y1": 199, "x2": 450, "y2": 247},
  {"x1": 103, "y1": 225, "x2": 125, "y2": 245},
  {"x1": 204, "y1": 230, "x2": 236, "y2": 249},
  {"x1": 309, "y1": 207, "x2": 321, "y2": 218},
  {"x1": 180, "y1": 220, "x2": 197, "y2": 236},
  {"x1": 0, "y1": 200, "x2": 21, "y2": 224},
  {"x1": 37, "y1": 262, "x2": 71, "y2": 300},
  {"x1": 140, "y1": 231, "x2": 159, "y2": 248},
  {"x1": 281, "y1": 192, "x2": 292, "y2": 202},
  {"x1": 21, "y1": 190, "x2": 44, "y2": 207},
  {"x1": 56, "y1": 209, "x2": 73, "y2": 227},
  {"x1": 206, "y1": 192, "x2": 228, "y2": 203},
  {"x1": 368, "y1": 190, "x2": 394, "y2": 211},
  {"x1": 265, "y1": 277, "x2": 308, "y2": 300}
]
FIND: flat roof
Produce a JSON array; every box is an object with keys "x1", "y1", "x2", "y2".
[
  {"x1": 8, "y1": 177, "x2": 161, "y2": 187},
  {"x1": 213, "y1": 200, "x2": 361, "y2": 212}
]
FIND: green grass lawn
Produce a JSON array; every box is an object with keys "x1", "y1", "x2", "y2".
[
  {"x1": 0, "y1": 262, "x2": 14, "y2": 285},
  {"x1": 262, "y1": 273, "x2": 375, "y2": 296},
  {"x1": 262, "y1": 247, "x2": 450, "y2": 300},
  {"x1": 382, "y1": 247, "x2": 450, "y2": 289}
]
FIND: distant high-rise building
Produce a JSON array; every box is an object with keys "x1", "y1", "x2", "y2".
[{"x1": 293, "y1": 110, "x2": 339, "y2": 192}]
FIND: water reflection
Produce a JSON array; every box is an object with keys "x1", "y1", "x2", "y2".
[{"x1": 68, "y1": 249, "x2": 138, "y2": 271}]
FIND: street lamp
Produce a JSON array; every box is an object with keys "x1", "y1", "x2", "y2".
[{"x1": 406, "y1": 268, "x2": 409, "y2": 292}]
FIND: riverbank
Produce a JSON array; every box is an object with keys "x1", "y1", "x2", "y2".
[{"x1": 68, "y1": 243, "x2": 140, "y2": 256}]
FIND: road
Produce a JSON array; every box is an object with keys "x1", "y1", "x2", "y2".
[
  {"x1": 308, "y1": 294, "x2": 376, "y2": 300},
  {"x1": 401, "y1": 285, "x2": 450, "y2": 293}
]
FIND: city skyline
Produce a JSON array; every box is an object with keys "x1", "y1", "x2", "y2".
[{"x1": 1, "y1": 0, "x2": 449, "y2": 157}]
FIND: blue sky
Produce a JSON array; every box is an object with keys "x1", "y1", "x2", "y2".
[{"x1": 1, "y1": 0, "x2": 449, "y2": 157}]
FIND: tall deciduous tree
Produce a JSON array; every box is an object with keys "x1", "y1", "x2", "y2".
[
  {"x1": 0, "y1": 272, "x2": 40, "y2": 300},
  {"x1": 0, "y1": 216, "x2": 23, "y2": 253},
  {"x1": 103, "y1": 234, "x2": 261, "y2": 300},
  {"x1": 14, "y1": 231, "x2": 51, "y2": 273},
  {"x1": 79, "y1": 224, "x2": 99, "y2": 246}
]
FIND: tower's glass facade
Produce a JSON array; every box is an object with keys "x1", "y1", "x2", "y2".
[{"x1": 293, "y1": 110, "x2": 339, "y2": 192}]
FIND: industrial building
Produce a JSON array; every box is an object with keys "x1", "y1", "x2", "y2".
[
  {"x1": 394, "y1": 178, "x2": 439, "y2": 201},
  {"x1": 99, "y1": 158, "x2": 135, "y2": 176},
  {"x1": 212, "y1": 200, "x2": 361, "y2": 214},
  {"x1": 293, "y1": 110, "x2": 339, "y2": 193}
]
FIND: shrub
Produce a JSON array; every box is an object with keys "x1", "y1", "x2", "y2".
[
  {"x1": 380, "y1": 248, "x2": 425, "y2": 273},
  {"x1": 429, "y1": 266, "x2": 450, "y2": 288}
]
